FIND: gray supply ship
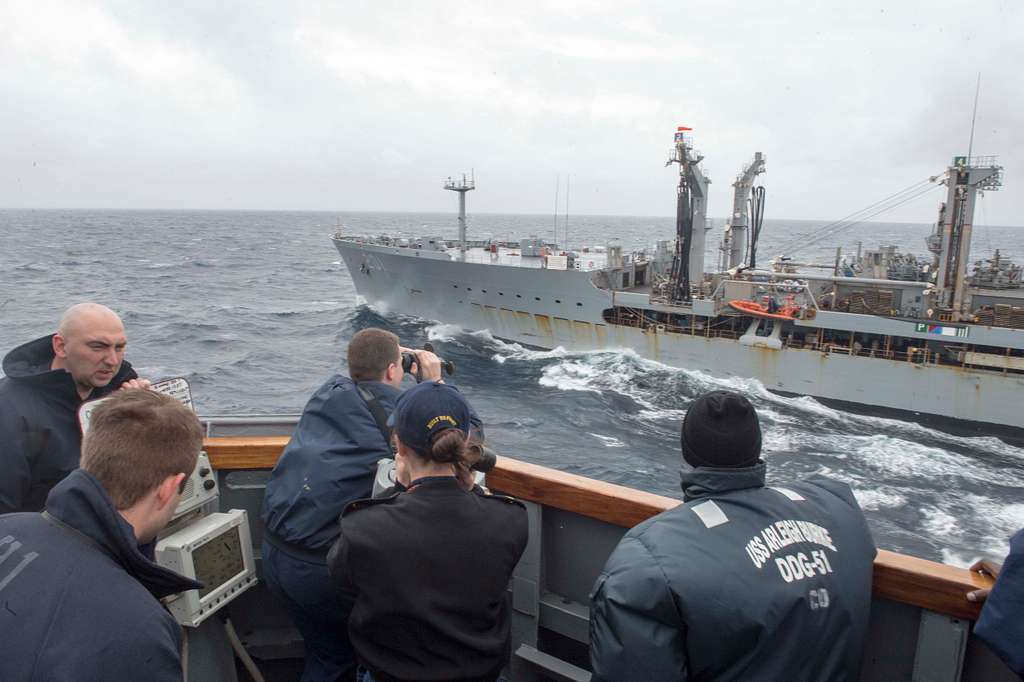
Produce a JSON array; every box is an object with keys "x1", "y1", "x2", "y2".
[{"x1": 332, "y1": 131, "x2": 1023, "y2": 431}]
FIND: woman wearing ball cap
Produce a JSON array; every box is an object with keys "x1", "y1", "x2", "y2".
[{"x1": 328, "y1": 382, "x2": 529, "y2": 682}]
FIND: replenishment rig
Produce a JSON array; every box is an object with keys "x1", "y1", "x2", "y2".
[{"x1": 334, "y1": 134, "x2": 1021, "y2": 431}]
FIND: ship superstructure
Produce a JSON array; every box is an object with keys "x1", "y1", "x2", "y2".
[{"x1": 332, "y1": 137, "x2": 1022, "y2": 431}]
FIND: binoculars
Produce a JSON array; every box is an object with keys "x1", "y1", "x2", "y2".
[
  {"x1": 401, "y1": 343, "x2": 455, "y2": 378},
  {"x1": 465, "y1": 441, "x2": 497, "y2": 473}
]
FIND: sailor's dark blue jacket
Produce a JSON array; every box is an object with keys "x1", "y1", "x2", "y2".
[
  {"x1": 975, "y1": 528, "x2": 1024, "y2": 676},
  {"x1": 261, "y1": 375, "x2": 404, "y2": 553},
  {"x1": 0, "y1": 335, "x2": 137, "y2": 514},
  {"x1": 590, "y1": 463, "x2": 877, "y2": 682},
  {"x1": 0, "y1": 470, "x2": 199, "y2": 682},
  {"x1": 263, "y1": 375, "x2": 484, "y2": 554}
]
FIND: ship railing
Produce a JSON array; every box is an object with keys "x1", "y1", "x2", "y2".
[
  {"x1": 605, "y1": 308, "x2": 745, "y2": 340},
  {"x1": 810, "y1": 340, "x2": 997, "y2": 370},
  {"x1": 796, "y1": 334, "x2": 950, "y2": 366},
  {"x1": 612, "y1": 309, "x2": 1014, "y2": 374},
  {"x1": 963, "y1": 155, "x2": 1000, "y2": 168},
  {"x1": 197, "y1": 430, "x2": 1010, "y2": 681}
]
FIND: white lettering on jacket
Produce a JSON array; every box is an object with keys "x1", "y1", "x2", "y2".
[
  {"x1": 774, "y1": 549, "x2": 835, "y2": 583},
  {"x1": 745, "y1": 520, "x2": 837, "y2": 570}
]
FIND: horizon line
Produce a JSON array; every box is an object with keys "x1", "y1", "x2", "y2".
[{"x1": 0, "y1": 206, "x2": 957, "y2": 227}]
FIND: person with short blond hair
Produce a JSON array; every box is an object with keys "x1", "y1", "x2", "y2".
[
  {"x1": 0, "y1": 302, "x2": 150, "y2": 513},
  {"x1": 0, "y1": 389, "x2": 202, "y2": 682}
]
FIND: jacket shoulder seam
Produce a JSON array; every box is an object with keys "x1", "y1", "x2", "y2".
[
  {"x1": 30, "y1": 559, "x2": 78, "y2": 677},
  {"x1": 629, "y1": 527, "x2": 682, "y2": 620}
]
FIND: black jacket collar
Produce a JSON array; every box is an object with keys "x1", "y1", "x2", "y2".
[
  {"x1": 679, "y1": 461, "x2": 767, "y2": 502},
  {"x1": 407, "y1": 475, "x2": 461, "y2": 491},
  {"x1": 44, "y1": 469, "x2": 200, "y2": 599},
  {"x1": 2, "y1": 334, "x2": 135, "y2": 405}
]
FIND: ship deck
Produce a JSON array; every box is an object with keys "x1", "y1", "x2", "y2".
[
  {"x1": 338, "y1": 237, "x2": 610, "y2": 272},
  {"x1": 458, "y1": 246, "x2": 608, "y2": 271}
]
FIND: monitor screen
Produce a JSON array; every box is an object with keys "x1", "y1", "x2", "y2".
[{"x1": 193, "y1": 525, "x2": 245, "y2": 599}]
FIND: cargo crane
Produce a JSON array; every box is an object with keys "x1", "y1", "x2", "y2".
[
  {"x1": 930, "y1": 156, "x2": 1003, "y2": 320},
  {"x1": 719, "y1": 152, "x2": 766, "y2": 271},
  {"x1": 665, "y1": 127, "x2": 710, "y2": 303}
]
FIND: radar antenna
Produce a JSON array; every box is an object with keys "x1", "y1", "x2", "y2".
[{"x1": 967, "y1": 73, "x2": 981, "y2": 161}]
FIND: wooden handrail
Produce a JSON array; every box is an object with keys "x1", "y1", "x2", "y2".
[
  {"x1": 205, "y1": 436, "x2": 286, "y2": 470},
  {"x1": 203, "y1": 436, "x2": 992, "y2": 620}
]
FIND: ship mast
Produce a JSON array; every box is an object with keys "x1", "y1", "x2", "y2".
[
  {"x1": 932, "y1": 156, "x2": 1002, "y2": 320},
  {"x1": 665, "y1": 127, "x2": 710, "y2": 303},
  {"x1": 444, "y1": 172, "x2": 476, "y2": 261},
  {"x1": 721, "y1": 152, "x2": 766, "y2": 270}
]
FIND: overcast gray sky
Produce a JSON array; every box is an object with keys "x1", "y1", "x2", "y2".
[{"x1": 1, "y1": 0, "x2": 1021, "y2": 222}]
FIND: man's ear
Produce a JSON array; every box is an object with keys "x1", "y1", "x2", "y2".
[
  {"x1": 385, "y1": 362, "x2": 399, "y2": 384},
  {"x1": 52, "y1": 333, "x2": 67, "y2": 359},
  {"x1": 156, "y1": 473, "x2": 185, "y2": 511}
]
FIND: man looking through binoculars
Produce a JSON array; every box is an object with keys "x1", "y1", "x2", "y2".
[{"x1": 260, "y1": 327, "x2": 477, "y2": 682}]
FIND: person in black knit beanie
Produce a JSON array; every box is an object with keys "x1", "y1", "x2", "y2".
[
  {"x1": 680, "y1": 390, "x2": 762, "y2": 469},
  {"x1": 590, "y1": 389, "x2": 878, "y2": 681}
]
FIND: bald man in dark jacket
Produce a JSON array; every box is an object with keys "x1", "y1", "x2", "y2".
[{"x1": 0, "y1": 303, "x2": 142, "y2": 513}]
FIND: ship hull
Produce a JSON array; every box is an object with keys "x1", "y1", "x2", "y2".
[{"x1": 335, "y1": 239, "x2": 1024, "y2": 431}]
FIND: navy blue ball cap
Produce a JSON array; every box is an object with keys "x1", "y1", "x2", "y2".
[{"x1": 392, "y1": 382, "x2": 472, "y2": 454}]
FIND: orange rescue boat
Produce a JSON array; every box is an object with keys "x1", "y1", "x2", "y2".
[{"x1": 728, "y1": 299, "x2": 800, "y2": 320}]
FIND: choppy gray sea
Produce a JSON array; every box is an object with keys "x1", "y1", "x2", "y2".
[{"x1": 2, "y1": 208, "x2": 1022, "y2": 565}]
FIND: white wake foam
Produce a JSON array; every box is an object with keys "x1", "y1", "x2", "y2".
[
  {"x1": 406, "y1": 325, "x2": 1023, "y2": 566},
  {"x1": 425, "y1": 323, "x2": 465, "y2": 343},
  {"x1": 852, "y1": 487, "x2": 908, "y2": 511},
  {"x1": 590, "y1": 433, "x2": 628, "y2": 448}
]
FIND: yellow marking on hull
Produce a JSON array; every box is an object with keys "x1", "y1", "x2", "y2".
[
  {"x1": 535, "y1": 314, "x2": 554, "y2": 345},
  {"x1": 498, "y1": 308, "x2": 517, "y2": 337},
  {"x1": 572, "y1": 320, "x2": 593, "y2": 346},
  {"x1": 514, "y1": 311, "x2": 534, "y2": 335},
  {"x1": 553, "y1": 317, "x2": 572, "y2": 342}
]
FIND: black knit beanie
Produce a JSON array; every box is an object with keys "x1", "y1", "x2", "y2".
[{"x1": 681, "y1": 390, "x2": 762, "y2": 468}]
